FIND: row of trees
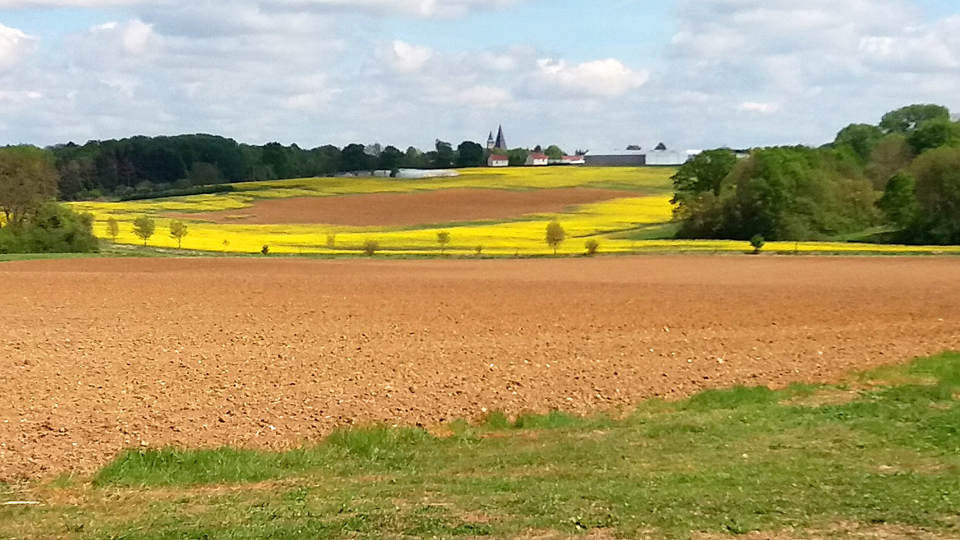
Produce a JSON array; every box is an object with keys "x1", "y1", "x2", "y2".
[
  {"x1": 0, "y1": 146, "x2": 99, "y2": 254},
  {"x1": 52, "y1": 135, "x2": 568, "y2": 201},
  {"x1": 671, "y1": 104, "x2": 960, "y2": 244}
]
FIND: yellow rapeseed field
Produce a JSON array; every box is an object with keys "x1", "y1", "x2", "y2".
[{"x1": 72, "y1": 166, "x2": 960, "y2": 256}]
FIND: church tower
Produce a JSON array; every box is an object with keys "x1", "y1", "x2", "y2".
[
  {"x1": 494, "y1": 125, "x2": 507, "y2": 151},
  {"x1": 487, "y1": 131, "x2": 495, "y2": 151}
]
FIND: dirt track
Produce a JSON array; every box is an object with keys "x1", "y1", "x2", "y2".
[
  {"x1": 2, "y1": 256, "x2": 960, "y2": 480},
  {"x1": 171, "y1": 188, "x2": 637, "y2": 226}
]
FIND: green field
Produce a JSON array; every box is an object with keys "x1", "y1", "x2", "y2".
[{"x1": 3, "y1": 353, "x2": 959, "y2": 539}]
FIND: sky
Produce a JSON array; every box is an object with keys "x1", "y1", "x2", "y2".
[{"x1": 0, "y1": 0, "x2": 959, "y2": 153}]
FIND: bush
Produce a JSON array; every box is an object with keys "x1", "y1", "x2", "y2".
[
  {"x1": 363, "y1": 240, "x2": 379, "y2": 256},
  {"x1": 0, "y1": 202, "x2": 99, "y2": 254},
  {"x1": 750, "y1": 234, "x2": 765, "y2": 254},
  {"x1": 585, "y1": 239, "x2": 600, "y2": 255},
  {"x1": 261, "y1": 245, "x2": 270, "y2": 255}
]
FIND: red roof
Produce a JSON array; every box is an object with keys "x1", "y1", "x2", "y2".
[
  {"x1": 529, "y1": 153, "x2": 549, "y2": 160},
  {"x1": 562, "y1": 155, "x2": 585, "y2": 161},
  {"x1": 490, "y1": 155, "x2": 508, "y2": 160}
]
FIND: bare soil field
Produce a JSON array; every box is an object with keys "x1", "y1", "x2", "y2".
[
  {"x1": 171, "y1": 188, "x2": 637, "y2": 226},
  {"x1": 2, "y1": 256, "x2": 960, "y2": 480}
]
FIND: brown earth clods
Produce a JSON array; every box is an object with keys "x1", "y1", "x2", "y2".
[
  {"x1": 171, "y1": 188, "x2": 637, "y2": 226},
  {"x1": 2, "y1": 256, "x2": 960, "y2": 480}
]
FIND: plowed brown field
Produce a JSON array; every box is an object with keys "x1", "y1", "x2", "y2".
[
  {"x1": 2, "y1": 256, "x2": 960, "y2": 480},
  {"x1": 170, "y1": 188, "x2": 637, "y2": 226}
]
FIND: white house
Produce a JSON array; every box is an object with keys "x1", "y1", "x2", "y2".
[
  {"x1": 525, "y1": 152, "x2": 549, "y2": 166},
  {"x1": 488, "y1": 154, "x2": 509, "y2": 167}
]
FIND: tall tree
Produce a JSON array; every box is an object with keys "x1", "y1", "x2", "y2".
[
  {"x1": 0, "y1": 146, "x2": 59, "y2": 227},
  {"x1": 880, "y1": 104, "x2": 951, "y2": 134},
  {"x1": 132, "y1": 216, "x2": 156, "y2": 246},
  {"x1": 433, "y1": 140, "x2": 455, "y2": 168},
  {"x1": 670, "y1": 149, "x2": 738, "y2": 218},
  {"x1": 456, "y1": 141, "x2": 485, "y2": 168},
  {"x1": 340, "y1": 144, "x2": 371, "y2": 172},
  {"x1": 834, "y1": 123, "x2": 883, "y2": 164},
  {"x1": 169, "y1": 220, "x2": 189, "y2": 249}
]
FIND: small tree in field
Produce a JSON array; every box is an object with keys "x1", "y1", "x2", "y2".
[
  {"x1": 546, "y1": 221, "x2": 565, "y2": 255},
  {"x1": 750, "y1": 234, "x2": 766, "y2": 254},
  {"x1": 585, "y1": 238, "x2": 600, "y2": 256},
  {"x1": 169, "y1": 220, "x2": 188, "y2": 249},
  {"x1": 363, "y1": 239, "x2": 379, "y2": 256},
  {"x1": 106, "y1": 218, "x2": 119, "y2": 243},
  {"x1": 437, "y1": 230, "x2": 450, "y2": 255},
  {"x1": 475, "y1": 245, "x2": 483, "y2": 257},
  {"x1": 261, "y1": 245, "x2": 270, "y2": 255},
  {"x1": 326, "y1": 232, "x2": 337, "y2": 249},
  {"x1": 132, "y1": 216, "x2": 155, "y2": 246}
]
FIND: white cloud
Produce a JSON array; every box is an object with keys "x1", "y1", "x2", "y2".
[
  {"x1": 536, "y1": 58, "x2": 649, "y2": 98},
  {"x1": 0, "y1": 23, "x2": 39, "y2": 68},
  {"x1": 378, "y1": 40, "x2": 434, "y2": 74},
  {"x1": 658, "y1": 0, "x2": 960, "y2": 147},
  {"x1": 738, "y1": 102, "x2": 779, "y2": 114}
]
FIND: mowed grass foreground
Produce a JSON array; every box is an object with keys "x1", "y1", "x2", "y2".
[
  {"x1": 70, "y1": 167, "x2": 960, "y2": 257},
  {"x1": 3, "y1": 353, "x2": 960, "y2": 539}
]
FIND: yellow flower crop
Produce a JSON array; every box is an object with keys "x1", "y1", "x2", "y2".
[{"x1": 72, "y1": 166, "x2": 960, "y2": 257}]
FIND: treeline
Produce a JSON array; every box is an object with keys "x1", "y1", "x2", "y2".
[
  {"x1": 52, "y1": 136, "x2": 563, "y2": 201},
  {"x1": 0, "y1": 146, "x2": 98, "y2": 254},
  {"x1": 672, "y1": 104, "x2": 960, "y2": 244}
]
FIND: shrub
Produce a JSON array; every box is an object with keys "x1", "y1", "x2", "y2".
[
  {"x1": 0, "y1": 203, "x2": 99, "y2": 254},
  {"x1": 750, "y1": 234, "x2": 765, "y2": 254},
  {"x1": 261, "y1": 245, "x2": 270, "y2": 255},
  {"x1": 475, "y1": 245, "x2": 483, "y2": 256},
  {"x1": 585, "y1": 239, "x2": 600, "y2": 255},
  {"x1": 363, "y1": 240, "x2": 379, "y2": 256}
]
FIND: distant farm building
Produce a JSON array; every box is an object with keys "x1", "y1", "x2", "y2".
[
  {"x1": 525, "y1": 153, "x2": 549, "y2": 166},
  {"x1": 646, "y1": 149, "x2": 695, "y2": 166},
  {"x1": 552, "y1": 155, "x2": 586, "y2": 165},
  {"x1": 583, "y1": 150, "x2": 647, "y2": 167},
  {"x1": 488, "y1": 154, "x2": 509, "y2": 167}
]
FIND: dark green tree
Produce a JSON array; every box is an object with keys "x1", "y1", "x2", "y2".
[
  {"x1": 877, "y1": 172, "x2": 918, "y2": 228},
  {"x1": 906, "y1": 119, "x2": 960, "y2": 155},
  {"x1": 880, "y1": 104, "x2": 951, "y2": 134},
  {"x1": 433, "y1": 140, "x2": 455, "y2": 168},
  {"x1": 834, "y1": 123, "x2": 883, "y2": 164},
  {"x1": 378, "y1": 146, "x2": 404, "y2": 171},
  {"x1": 456, "y1": 141, "x2": 485, "y2": 168},
  {"x1": 544, "y1": 145, "x2": 564, "y2": 160},
  {"x1": 906, "y1": 146, "x2": 960, "y2": 243},
  {"x1": 340, "y1": 144, "x2": 371, "y2": 172},
  {"x1": 0, "y1": 146, "x2": 59, "y2": 227},
  {"x1": 670, "y1": 149, "x2": 738, "y2": 218}
]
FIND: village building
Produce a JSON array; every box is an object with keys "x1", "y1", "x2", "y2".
[
  {"x1": 551, "y1": 155, "x2": 586, "y2": 165},
  {"x1": 487, "y1": 154, "x2": 509, "y2": 167},
  {"x1": 525, "y1": 152, "x2": 549, "y2": 166}
]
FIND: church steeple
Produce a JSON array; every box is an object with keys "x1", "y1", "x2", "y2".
[
  {"x1": 487, "y1": 131, "x2": 495, "y2": 151},
  {"x1": 494, "y1": 125, "x2": 507, "y2": 151}
]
